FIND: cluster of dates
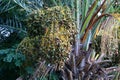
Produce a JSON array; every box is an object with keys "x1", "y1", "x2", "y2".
[{"x1": 18, "y1": 6, "x2": 77, "y2": 66}]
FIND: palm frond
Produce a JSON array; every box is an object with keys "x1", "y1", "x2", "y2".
[
  {"x1": 13, "y1": 0, "x2": 43, "y2": 12},
  {"x1": 0, "y1": 0, "x2": 17, "y2": 14}
]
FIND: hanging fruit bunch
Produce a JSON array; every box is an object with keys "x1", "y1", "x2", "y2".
[{"x1": 17, "y1": 6, "x2": 77, "y2": 66}]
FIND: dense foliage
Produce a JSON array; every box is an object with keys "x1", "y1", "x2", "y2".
[{"x1": 0, "y1": 0, "x2": 120, "y2": 80}]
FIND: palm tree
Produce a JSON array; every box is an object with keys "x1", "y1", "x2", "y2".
[{"x1": 0, "y1": 0, "x2": 120, "y2": 80}]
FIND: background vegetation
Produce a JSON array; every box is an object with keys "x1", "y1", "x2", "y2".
[{"x1": 0, "y1": 0, "x2": 120, "y2": 80}]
